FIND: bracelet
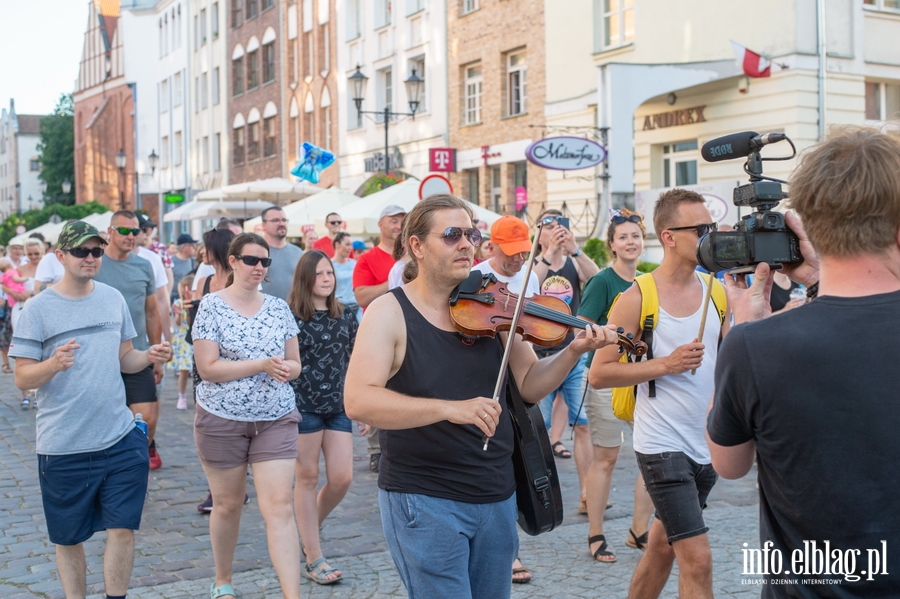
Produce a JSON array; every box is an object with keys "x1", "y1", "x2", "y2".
[
  {"x1": 540, "y1": 257, "x2": 551, "y2": 266},
  {"x1": 806, "y1": 282, "x2": 819, "y2": 300}
]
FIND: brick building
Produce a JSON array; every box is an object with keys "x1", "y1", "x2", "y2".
[
  {"x1": 228, "y1": 0, "x2": 284, "y2": 183},
  {"x1": 73, "y1": 0, "x2": 137, "y2": 211},
  {"x1": 446, "y1": 0, "x2": 546, "y2": 220}
]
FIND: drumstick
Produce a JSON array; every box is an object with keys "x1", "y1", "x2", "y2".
[{"x1": 691, "y1": 275, "x2": 715, "y2": 376}]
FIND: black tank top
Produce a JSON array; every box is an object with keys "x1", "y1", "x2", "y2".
[{"x1": 379, "y1": 288, "x2": 516, "y2": 503}]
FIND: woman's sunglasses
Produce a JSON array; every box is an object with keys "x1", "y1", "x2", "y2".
[
  {"x1": 611, "y1": 214, "x2": 643, "y2": 225},
  {"x1": 65, "y1": 247, "x2": 104, "y2": 259},
  {"x1": 667, "y1": 222, "x2": 718, "y2": 237},
  {"x1": 236, "y1": 255, "x2": 273, "y2": 267},
  {"x1": 437, "y1": 227, "x2": 482, "y2": 246}
]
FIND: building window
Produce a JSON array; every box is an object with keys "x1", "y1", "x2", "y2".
[
  {"x1": 231, "y1": 0, "x2": 242, "y2": 28},
  {"x1": 304, "y1": 31, "x2": 314, "y2": 78},
  {"x1": 505, "y1": 50, "x2": 526, "y2": 116},
  {"x1": 864, "y1": 0, "x2": 900, "y2": 10},
  {"x1": 407, "y1": 0, "x2": 425, "y2": 14},
  {"x1": 662, "y1": 141, "x2": 699, "y2": 188},
  {"x1": 376, "y1": 68, "x2": 392, "y2": 120},
  {"x1": 410, "y1": 56, "x2": 425, "y2": 112},
  {"x1": 160, "y1": 79, "x2": 169, "y2": 113},
  {"x1": 263, "y1": 42, "x2": 276, "y2": 83},
  {"x1": 319, "y1": 24, "x2": 329, "y2": 73},
  {"x1": 212, "y1": 3, "x2": 219, "y2": 38},
  {"x1": 233, "y1": 127, "x2": 245, "y2": 165},
  {"x1": 195, "y1": 76, "x2": 200, "y2": 112},
  {"x1": 214, "y1": 133, "x2": 222, "y2": 170},
  {"x1": 324, "y1": 105, "x2": 332, "y2": 149},
  {"x1": 246, "y1": 0, "x2": 258, "y2": 20},
  {"x1": 464, "y1": 64, "x2": 482, "y2": 125},
  {"x1": 213, "y1": 67, "x2": 221, "y2": 104},
  {"x1": 262, "y1": 0, "x2": 274, "y2": 10},
  {"x1": 200, "y1": 8, "x2": 208, "y2": 44},
  {"x1": 174, "y1": 131, "x2": 183, "y2": 165},
  {"x1": 346, "y1": 0, "x2": 361, "y2": 40},
  {"x1": 201, "y1": 73, "x2": 209, "y2": 108},
  {"x1": 248, "y1": 122, "x2": 260, "y2": 160},
  {"x1": 347, "y1": 93, "x2": 362, "y2": 130},
  {"x1": 30, "y1": 159, "x2": 40, "y2": 172},
  {"x1": 599, "y1": 0, "x2": 634, "y2": 50},
  {"x1": 194, "y1": 16, "x2": 199, "y2": 51},
  {"x1": 865, "y1": 81, "x2": 900, "y2": 121},
  {"x1": 375, "y1": 0, "x2": 391, "y2": 27},
  {"x1": 232, "y1": 58, "x2": 244, "y2": 95},
  {"x1": 174, "y1": 73, "x2": 183, "y2": 107},
  {"x1": 461, "y1": 0, "x2": 478, "y2": 14},
  {"x1": 202, "y1": 136, "x2": 210, "y2": 172},
  {"x1": 247, "y1": 50, "x2": 259, "y2": 90},
  {"x1": 264, "y1": 116, "x2": 277, "y2": 157},
  {"x1": 159, "y1": 19, "x2": 165, "y2": 57},
  {"x1": 466, "y1": 168, "x2": 479, "y2": 204},
  {"x1": 490, "y1": 166, "x2": 501, "y2": 212},
  {"x1": 161, "y1": 135, "x2": 170, "y2": 168}
]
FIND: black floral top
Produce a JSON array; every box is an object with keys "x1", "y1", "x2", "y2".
[{"x1": 291, "y1": 307, "x2": 358, "y2": 415}]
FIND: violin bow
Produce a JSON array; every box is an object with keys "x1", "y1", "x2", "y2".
[{"x1": 482, "y1": 219, "x2": 545, "y2": 451}]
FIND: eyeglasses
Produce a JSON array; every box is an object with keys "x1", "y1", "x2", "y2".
[
  {"x1": 435, "y1": 227, "x2": 482, "y2": 246},
  {"x1": 611, "y1": 214, "x2": 643, "y2": 225},
  {"x1": 327, "y1": 220, "x2": 343, "y2": 226},
  {"x1": 113, "y1": 227, "x2": 141, "y2": 236},
  {"x1": 65, "y1": 247, "x2": 104, "y2": 259},
  {"x1": 667, "y1": 222, "x2": 718, "y2": 237},
  {"x1": 264, "y1": 218, "x2": 289, "y2": 224},
  {"x1": 236, "y1": 255, "x2": 273, "y2": 267}
]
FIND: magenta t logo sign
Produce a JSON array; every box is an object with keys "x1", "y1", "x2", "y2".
[{"x1": 429, "y1": 148, "x2": 456, "y2": 172}]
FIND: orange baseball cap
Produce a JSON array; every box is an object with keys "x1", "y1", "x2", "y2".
[{"x1": 490, "y1": 215, "x2": 532, "y2": 255}]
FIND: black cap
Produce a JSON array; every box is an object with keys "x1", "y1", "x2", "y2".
[
  {"x1": 176, "y1": 233, "x2": 197, "y2": 245},
  {"x1": 136, "y1": 212, "x2": 157, "y2": 230}
]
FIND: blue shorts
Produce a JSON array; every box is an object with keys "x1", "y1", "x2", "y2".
[
  {"x1": 39, "y1": 427, "x2": 150, "y2": 546},
  {"x1": 297, "y1": 410, "x2": 352, "y2": 434},
  {"x1": 538, "y1": 353, "x2": 589, "y2": 428}
]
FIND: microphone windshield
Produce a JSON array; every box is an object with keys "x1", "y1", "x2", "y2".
[{"x1": 701, "y1": 132, "x2": 758, "y2": 162}]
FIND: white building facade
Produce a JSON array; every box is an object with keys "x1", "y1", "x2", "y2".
[
  {"x1": 0, "y1": 101, "x2": 46, "y2": 218},
  {"x1": 336, "y1": 0, "x2": 448, "y2": 192}
]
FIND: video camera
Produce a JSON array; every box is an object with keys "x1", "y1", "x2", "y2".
[{"x1": 695, "y1": 131, "x2": 803, "y2": 273}]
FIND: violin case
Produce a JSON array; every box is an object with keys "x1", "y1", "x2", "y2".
[{"x1": 505, "y1": 368, "x2": 564, "y2": 536}]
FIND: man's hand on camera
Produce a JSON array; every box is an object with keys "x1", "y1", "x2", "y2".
[
  {"x1": 725, "y1": 262, "x2": 775, "y2": 326},
  {"x1": 782, "y1": 211, "x2": 820, "y2": 287}
]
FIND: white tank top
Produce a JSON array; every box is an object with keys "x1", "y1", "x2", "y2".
[{"x1": 632, "y1": 273, "x2": 720, "y2": 464}]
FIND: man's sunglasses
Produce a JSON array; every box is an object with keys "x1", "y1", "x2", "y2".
[
  {"x1": 611, "y1": 214, "x2": 643, "y2": 225},
  {"x1": 327, "y1": 220, "x2": 343, "y2": 226},
  {"x1": 236, "y1": 255, "x2": 273, "y2": 267},
  {"x1": 65, "y1": 247, "x2": 104, "y2": 259},
  {"x1": 436, "y1": 227, "x2": 482, "y2": 246},
  {"x1": 667, "y1": 222, "x2": 718, "y2": 237},
  {"x1": 113, "y1": 227, "x2": 141, "y2": 236}
]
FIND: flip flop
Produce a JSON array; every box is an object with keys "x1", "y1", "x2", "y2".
[{"x1": 551, "y1": 441, "x2": 572, "y2": 458}]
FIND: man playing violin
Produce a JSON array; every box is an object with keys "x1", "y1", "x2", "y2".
[
  {"x1": 590, "y1": 189, "x2": 730, "y2": 599},
  {"x1": 345, "y1": 195, "x2": 618, "y2": 599}
]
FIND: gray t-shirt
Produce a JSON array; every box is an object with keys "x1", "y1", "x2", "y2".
[
  {"x1": 171, "y1": 254, "x2": 196, "y2": 302},
  {"x1": 260, "y1": 243, "x2": 304, "y2": 301},
  {"x1": 10, "y1": 283, "x2": 137, "y2": 455},
  {"x1": 95, "y1": 253, "x2": 155, "y2": 350}
]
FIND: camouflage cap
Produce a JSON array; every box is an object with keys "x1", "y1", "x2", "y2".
[{"x1": 57, "y1": 221, "x2": 108, "y2": 249}]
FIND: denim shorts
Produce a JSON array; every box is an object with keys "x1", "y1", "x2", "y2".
[
  {"x1": 636, "y1": 451, "x2": 718, "y2": 544},
  {"x1": 39, "y1": 427, "x2": 149, "y2": 546},
  {"x1": 297, "y1": 410, "x2": 352, "y2": 434},
  {"x1": 538, "y1": 353, "x2": 589, "y2": 428}
]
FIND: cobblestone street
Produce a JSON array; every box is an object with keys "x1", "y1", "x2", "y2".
[{"x1": 0, "y1": 371, "x2": 764, "y2": 598}]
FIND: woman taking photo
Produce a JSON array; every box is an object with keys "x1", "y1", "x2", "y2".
[
  {"x1": 331, "y1": 232, "x2": 360, "y2": 321},
  {"x1": 192, "y1": 233, "x2": 303, "y2": 599},
  {"x1": 288, "y1": 250, "x2": 359, "y2": 585},
  {"x1": 578, "y1": 208, "x2": 654, "y2": 562}
]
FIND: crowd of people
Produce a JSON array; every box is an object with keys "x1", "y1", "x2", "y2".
[{"x1": 8, "y1": 125, "x2": 900, "y2": 599}]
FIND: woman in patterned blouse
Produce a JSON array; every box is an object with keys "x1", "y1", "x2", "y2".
[{"x1": 287, "y1": 250, "x2": 359, "y2": 585}]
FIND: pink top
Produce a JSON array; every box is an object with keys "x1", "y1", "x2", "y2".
[{"x1": 1, "y1": 270, "x2": 26, "y2": 307}]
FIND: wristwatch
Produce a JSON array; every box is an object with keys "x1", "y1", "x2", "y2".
[{"x1": 573, "y1": 248, "x2": 583, "y2": 257}]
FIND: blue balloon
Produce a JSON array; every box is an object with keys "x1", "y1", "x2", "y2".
[{"x1": 291, "y1": 142, "x2": 335, "y2": 184}]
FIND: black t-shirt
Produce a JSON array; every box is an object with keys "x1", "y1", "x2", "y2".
[
  {"x1": 708, "y1": 290, "x2": 900, "y2": 597},
  {"x1": 770, "y1": 280, "x2": 801, "y2": 312},
  {"x1": 535, "y1": 256, "x2": 582, "y2": 358},
  {"x1": 291, "y1": 307, "x2": 358, "y2": 415}
]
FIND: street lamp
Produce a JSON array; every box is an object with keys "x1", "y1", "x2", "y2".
[
  {"x1": 148, "y1": 149, "x2": 159, "y2": 175},
  {"x1": 116, "y1": 148, "x2": 127, "y2": 210},
  {"x1": 62, "y1": 178, "x2": 71, "y2": 195},
  {"x1": 349, "y1": 65, "x2": 424, "y2": 174}
]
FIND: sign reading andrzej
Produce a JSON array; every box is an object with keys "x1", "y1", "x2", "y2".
[{"x1": 526, "y1": 136, "x2": 607, "y2": 171}]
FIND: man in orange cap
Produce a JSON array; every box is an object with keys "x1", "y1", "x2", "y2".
[{"x1": 472, "y1": 215, "x2": 540, "y2": 298}]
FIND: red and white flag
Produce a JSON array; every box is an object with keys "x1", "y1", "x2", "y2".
[{"x1": 731, "y1": 41, "x2": 771, "y2": 78}]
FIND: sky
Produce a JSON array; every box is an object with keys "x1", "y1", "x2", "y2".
[{"x1": 0, "y1": 1, "x2": 90, "y2": 116}]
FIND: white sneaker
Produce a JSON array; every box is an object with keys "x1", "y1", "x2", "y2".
[{"x1": 176, "y1": 396, "x2": 187, "y2": 410}]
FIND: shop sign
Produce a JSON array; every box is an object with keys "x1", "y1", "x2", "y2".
[
  {"x1": 165, "y1": 193, "x2": 185, "y2": 204},
  {"x1": 515, "y1": 187, "x2": 528, "y2": 210},
  {"x1": 429, "y1": 148, "x2": 456, "y2": 172},
  {"x1": 525, "y1": 137, "x2": 607, "y2": 171},
  {"x1": 365, "y1": 148, "x2": 404, "y2": 172},
  {"x1": 641, "y1": 106, "x2": 707, "y2": 131}
]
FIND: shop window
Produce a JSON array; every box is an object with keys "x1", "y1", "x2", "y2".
[
  {"x1": 662, "y1": 141, "x2": 698, "y2": 188},
  {"x1": 597, "y1": 0, "x2": 634, "y2": 51},
  {"x1": 505, "y1": 50, "x2": 527, "y2": 117},
  {"x1": 464, "y1": 64, "x2": 482, "y2": 125},
  {"x1": 865, "y1": 81, "x2": 900, "y2": 121}
]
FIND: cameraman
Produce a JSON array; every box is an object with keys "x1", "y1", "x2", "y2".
[{"x1": 707, "y1": 127, "x2": 900, "y2": 595}]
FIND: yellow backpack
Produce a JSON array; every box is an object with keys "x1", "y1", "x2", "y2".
[{"x1": 609, "y1": 273, "x2": 726, "y2": 422}]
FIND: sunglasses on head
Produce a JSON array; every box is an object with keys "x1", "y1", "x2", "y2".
[
  {"x1": 113, "y1": 227, "x2": 141, "y2": 236},
  {"x1": 667, "y1": 222, "x2": 718, "y2": 237},
  {"x1": 236, "y1": 255, "x2": 273, "y2": 267},
  {"x1": 611, "y1": 214, "x2": 643, "y2": 225},
  {"x1": 66, "y1": 247, "x2": 104, "y2": 259},
  {"x1": 436, "y1": 227, "x2": 482, "y2": 246}
]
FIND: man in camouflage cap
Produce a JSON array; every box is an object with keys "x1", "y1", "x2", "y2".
[{"x1": 9, "y1": 220, "x2": 172, "y2": 598}]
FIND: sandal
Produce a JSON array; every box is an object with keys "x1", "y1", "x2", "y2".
[
  {"x1": 589, "y1": 534, "x2": 617, "y2": 563},
  {"x1": 210, "y1": 583, "x2": 238, "y2": 599},
  {"x1": 305, "y1": 556, "x2": 343, "y2": 585},
  {"x1": 512, "y1": 557, "x2": 532, "y2": 584},
  {"x1": 626, "y1": 528, "x2": 649, "y2": 551},
  {"x1": 2, "y1": 364, "x2": 11, "y2": 373},
  {"x1": 551, "y1": 441, "x2": 572, "y2": 459}
]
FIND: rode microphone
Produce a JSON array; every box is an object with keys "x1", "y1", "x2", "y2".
[{"x1": 701, "y1": 132, "x2": 787, "y2": 162}]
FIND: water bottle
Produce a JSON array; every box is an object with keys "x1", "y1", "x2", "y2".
[
  {"x1": 134, "y1": 413, "x2": 148, "y2": 436},
  {"x1": 789, "y1": 285, "x2": 807, "y2": 305}
]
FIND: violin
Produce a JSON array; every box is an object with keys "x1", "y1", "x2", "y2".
[{"x1": 449, "y1": 272, "x2": 647, "y2": 357}]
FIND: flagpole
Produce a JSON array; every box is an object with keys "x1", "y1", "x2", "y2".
[{"x1": 817, "y1": 0, "x2": 827, "y2": 142}]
